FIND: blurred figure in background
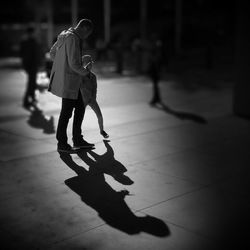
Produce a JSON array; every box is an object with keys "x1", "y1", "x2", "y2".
[
  {"x1": 147, "y1": 33, "x2": 163, "y2": 105},
  {"x1": 20, "y1": 26, "x2": 42, "y2": 109},
  {"x1": 113, "y1": 33, "x2": 124, "y2": 74},
  {"x1": 131, "y1": 36, "x2": 142, "y2": 74},
  {"x1": 95, "y1": 37, "x2": 106, "y2": 61}
]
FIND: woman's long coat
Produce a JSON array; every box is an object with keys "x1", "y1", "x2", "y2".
[{"x1": 48, "y1": 28, "x2": 89, "y2": 99}]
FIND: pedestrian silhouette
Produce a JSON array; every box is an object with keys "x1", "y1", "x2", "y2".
[
  {"x1": 131, "y1": 36, "x2": 143, "y2": 74},
  {"x1": 95, "y1": 37, "x2": 106, "y2": 61},
  {"x1": 113, "y1": 33, "x2": 124, "y2": 74},
  {"x1": 20, "y1": 26, "x2": 42, "y2": 110},
  {"x1": 147, "y1": 33, "x2": 163, "y2": 105}
]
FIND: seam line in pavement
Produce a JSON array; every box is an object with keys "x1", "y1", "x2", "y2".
[{"x1": 135, "y1": 183, "x2": 212, "y2": 213}]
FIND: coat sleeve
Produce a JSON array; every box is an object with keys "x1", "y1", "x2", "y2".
[
  {"x1": 66, "y1": 35, "x2": 89, "y2": 76},
  {"x1": 49, "y1": 40, "x2": 58, "y2": 61}
]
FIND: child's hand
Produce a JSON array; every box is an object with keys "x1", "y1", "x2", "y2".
[{"x1": 84, "y1": 61, "x2": 92, "y2": 70}]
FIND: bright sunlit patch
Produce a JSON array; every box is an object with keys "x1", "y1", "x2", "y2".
[{"x1": 36, "y1": 71, "x2": 49, "y2": 88}]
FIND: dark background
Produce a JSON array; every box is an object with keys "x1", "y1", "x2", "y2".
[
  {"x1": 0, "y1": 1, "x2": 250, "y2": 249},
  {"x1": 0, "y1": 0, "x2": 236, "y2": 57}
]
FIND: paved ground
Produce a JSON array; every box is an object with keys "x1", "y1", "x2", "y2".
[{"x1": 0, "y1": 61, "x2": 249, "y2": 249}]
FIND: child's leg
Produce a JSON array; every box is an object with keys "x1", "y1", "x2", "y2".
[
  {"x1": 89, "y1": 100, "x2": 104, "y2": 132},
  {"x1": 89, "y1": 101, "x2": 109, "y2": 138}
]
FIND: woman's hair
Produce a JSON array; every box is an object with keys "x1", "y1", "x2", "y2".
[
  {"x1": 75, "y1": 19, "x2": 93, "y2": 32},
  {"x1": 81, "y1": 55, "x2": 93, "y2": 67}
]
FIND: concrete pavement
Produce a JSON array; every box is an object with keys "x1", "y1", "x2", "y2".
[{"x1": 0, "y1": 65, "x2": 249, "y2": 249}]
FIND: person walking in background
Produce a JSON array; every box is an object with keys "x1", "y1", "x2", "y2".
[
  {"x1": 95, "y1": 37, "x2": 106, "y2": 61},
  {"x1": 20, "y1": 26, "x2": 42, "y2": 109},
  {"x1": 48, "y1": 19, "x2": 94, "y2": 153},
  {"x1": 131, "y1": 36, "x2": 142, "y2": 74},
  {"x1": 113, "y1": 33, "x2": 124, "y2": 75},
  {"x1": 148, "y1": 33, "x2": 163, "y2": 106},
  {"x1": 80, "y1": 55, "x2": 109, "y2": 139}
]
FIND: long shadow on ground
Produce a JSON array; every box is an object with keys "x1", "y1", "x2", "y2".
[
  {"x1": 151, "y1": 102, "x2": 207, "y2": 124},
  {"x1": 60, "y1": 140, "x2": 170, "y2": 237}
]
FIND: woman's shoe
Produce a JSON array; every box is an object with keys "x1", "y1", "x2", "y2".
[
  {"x1": 73, "y1": 138, "x2": 95, "y2": 149},
  {"x1": 57, "y1": 143, "x2": 77, "y2": 154}
]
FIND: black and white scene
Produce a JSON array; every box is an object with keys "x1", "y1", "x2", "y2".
[{"x1": 0, "y1": 0, "x2": 249, "y2": 249}]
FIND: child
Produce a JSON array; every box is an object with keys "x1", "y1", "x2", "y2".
[{"x1": 80, "y1": 55, "x2": 109, "y2": 138}]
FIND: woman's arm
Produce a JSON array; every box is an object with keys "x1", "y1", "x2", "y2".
[
  {"x1": 49, "y1": 40, "x2": 59, "y2": 61},
  {"x1": 66, "y1": 35, "x2": 89, "y2": 76}
]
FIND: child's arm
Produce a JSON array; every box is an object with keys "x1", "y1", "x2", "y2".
[{"x1": 84, "y1": 61, "x2": 93, "y2": 70}]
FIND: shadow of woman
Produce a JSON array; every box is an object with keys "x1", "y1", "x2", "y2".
[
  {"x1": 152, "y1": 101, "x2": 207, "y2": 124},
  {"x1": 59, "y1": 143, "x2": 170, "y2": 237}
]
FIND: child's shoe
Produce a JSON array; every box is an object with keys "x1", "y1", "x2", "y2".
[{"x1": 101, "y1": 130, "x2": 109, "y2": 138}]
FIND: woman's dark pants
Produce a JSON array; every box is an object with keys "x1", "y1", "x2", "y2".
[{"x1": 56, "y1": 92, "x2": 85, "y2": 146}]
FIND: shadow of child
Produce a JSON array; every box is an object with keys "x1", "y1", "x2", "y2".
[{"x1": 77, "y1": 140, "x2": 133, "y2": 185}]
